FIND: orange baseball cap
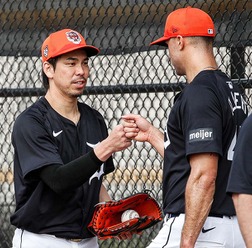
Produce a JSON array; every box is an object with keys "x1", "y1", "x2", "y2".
[
  {"x1": 41, "y1": 29, "x2": 100, "y2": 62},
  {"x1": 150, "y1": 7, "x2": 215, "y2": 46}
]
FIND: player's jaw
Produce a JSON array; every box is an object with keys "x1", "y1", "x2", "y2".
[{"x1": 68, "y1": 78, "x2": 87, "y2": 97}]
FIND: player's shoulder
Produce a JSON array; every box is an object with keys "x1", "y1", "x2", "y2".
[
  {"x1": 188, "y1": 70, "x2": 237, "y2": 95},
  {"x1": 192, "y1": 69, "x2": 227, "y2": 86},
  {"x1": 14, "y1": 97, "x2": 49, "y2": 124}
]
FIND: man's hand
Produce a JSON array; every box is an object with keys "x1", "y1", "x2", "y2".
[
  {"x1": 106, "y1": 124, "x2": 132, "y2": 152},
  {"x1": 94, "y1": 124, "x2": 132, "y2": 162},
  {"x1": 122, "y1": 114, "x2": 154, "y2": 142},
  {"x1": 122, "y1": 114, "x2": 164, "y2": 157}
]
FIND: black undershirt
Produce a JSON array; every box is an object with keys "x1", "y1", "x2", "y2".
[{"x1": 39, "y1": 149, "x2": 103, "y2": 194}]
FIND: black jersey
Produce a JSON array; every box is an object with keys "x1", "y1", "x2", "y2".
[
  {"x1": 227, "y1": 113, "x2": 252, "y2": 195},
  {"x1": 163, "y1": 70, "x2": 247, "y2": 216},
  {"x1": 10, "y1": 97, "x2": 114, "y2": 239}
]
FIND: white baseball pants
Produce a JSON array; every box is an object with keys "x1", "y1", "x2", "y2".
[
  {"x1": 147, "y1": 214, "x2": 246, "y2": 248},
  {"x1": 12, "y1": 228, "x2": 99, "y2": 248}
]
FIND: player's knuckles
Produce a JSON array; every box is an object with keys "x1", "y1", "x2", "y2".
[
  {"x1": 111, "y1": 130, "x2": 125, "y2": 140},
  {"x1": 117, "y1": 124, "x2": 124, "y2": 130},
  {"x1": 123, "y1": 126, "x2": 134, "y2": 132},
  {"x1": 123, "y1": 121, "x2": 135, "y2": 127}
]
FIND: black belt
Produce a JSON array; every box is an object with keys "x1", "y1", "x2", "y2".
[
  {"x1": 166, "y1": 213, "x2": 231, "y2": 219},
  {"x1": 209, "y1": 213, "x2": 226, "y2": 218},
  {"x1": 68, "y1": 238, "x2": 83, "y2": 242},
  {"x1": 166, "y1": 213, "x2": 180, "y2": 218}
]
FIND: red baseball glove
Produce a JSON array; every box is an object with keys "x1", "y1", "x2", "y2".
[{"x1": 88, "y1": 192, "x2": 163, "y2": 240}]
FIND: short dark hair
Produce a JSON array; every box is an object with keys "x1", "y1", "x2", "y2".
[
  {"x1": 41, "y1": 57, "x2": 58, "y2": 90},
  {"x1": 187, "y1": 36, "x2": 214, "y2": 45}
]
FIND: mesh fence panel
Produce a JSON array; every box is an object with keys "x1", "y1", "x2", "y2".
[{"x1": 0, "y1": 0, "x2": 252, "y2": 247}]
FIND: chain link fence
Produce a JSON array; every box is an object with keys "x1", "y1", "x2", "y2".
[{"x1": 0, "y1": 0, "x2": 252, "y2": 247}]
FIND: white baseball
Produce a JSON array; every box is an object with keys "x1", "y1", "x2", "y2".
[{"x1": 121, "y1": 209, "x2": 140, "y2": 222}]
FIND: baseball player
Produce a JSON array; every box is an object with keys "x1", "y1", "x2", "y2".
[
  {"x1": 227, "y1": 113, "x2": 252, "y2": 247},
  {"x1": 10, "y1": 29, "x2": 132, "y2": 248},
  {"x1": 123, "y1": 7, "x2": 248, "y2": 247}
]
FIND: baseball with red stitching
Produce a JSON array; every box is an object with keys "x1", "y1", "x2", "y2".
[{"x1": 121, "y1": 209, "x2": 140, "y2": 222}]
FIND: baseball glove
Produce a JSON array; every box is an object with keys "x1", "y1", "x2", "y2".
[{"x1": 88, "y1": 192, "x2": 162, "y2": 240}]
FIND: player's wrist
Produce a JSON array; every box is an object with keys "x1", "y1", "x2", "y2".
[
  {"x1": 94, "y1": 140, "x2": 114, "y2": 162},
  {"x1": 148, "y1": 126, "x2": 162, "y2": 144},
  {"x1": 90, "y1": 149, "x2": 104, "y2": 164}
]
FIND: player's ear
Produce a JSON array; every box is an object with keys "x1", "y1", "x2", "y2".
[
  {"x1": 176, "y1": 35, "x2": 184, "y2": 50},
  {"x1": 43, "y1": 61, "x2": 54, "y2": 78}
]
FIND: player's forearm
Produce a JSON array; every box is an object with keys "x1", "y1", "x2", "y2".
[
  {"x1": 233, "y1": 193, "x2": 252, "y2": 248},
  {"x1": 181, "y1": 175, "x2": 215, "y2": 247},
  {"x1": 40, "y1": 149, "x2": 103, "y2": 194},
  {"x1": 148, "y1": 126, "x2": 164, "y2": 157}
]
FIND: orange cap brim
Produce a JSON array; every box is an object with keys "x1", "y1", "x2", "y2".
[
  {"x1": 150, "y1": 36, "x2": 169, "y2": 47},
  {"x1": 52, "y1": 44, "x2": 100, "y2": 59},
  {"x1": 78, "y1": 45, "x2": 100, "y2": 57}
]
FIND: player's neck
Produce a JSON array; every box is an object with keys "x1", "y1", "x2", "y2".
[
  {"x1": 185, "y1": 48, "x2": 217, "y2": 83},
  {"x1": 45, "y1": 92, "x2": 80, "y2": 125},
  {"x1": 186, "y1": 61, "x2": 218, "y2": 83}
]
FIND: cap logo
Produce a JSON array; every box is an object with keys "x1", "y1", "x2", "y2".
[
  {"x1": 43, "y1": 45, "x2": 49, "y2": 58},
  {"x1": 66, "y1": 31, "x2": 81, "y2": 44},
  {"x1": 208, "y1": 29, "x2": 214, "y2": 35},
  {"x1": 171, "y1": 26, "x2": 179, "y2": 34}
]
